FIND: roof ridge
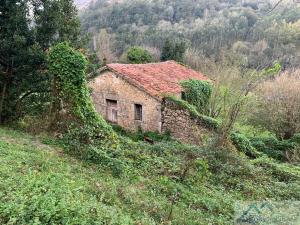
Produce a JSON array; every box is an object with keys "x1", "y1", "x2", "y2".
[
  {"x1": 107, "y1": 60, "x2": 176, "y2": 66},
  {"x1": 99, "y1": 61, "x2": 210, "y2": 100}
]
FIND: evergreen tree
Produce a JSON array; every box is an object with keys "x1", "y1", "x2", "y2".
[
  {"x1": 160, "y1": 39, "x2": 186, "y2": 62},
  {"x1": 0, "y1": 0, "x2": 81, "y2": 123},
  {"x1": 160, "y1": 39, "x2": 173, "y2": 61}
]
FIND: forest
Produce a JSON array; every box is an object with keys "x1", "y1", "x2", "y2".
[
  {"x1": 0, "y1": 0, "x2": 300, "y2": 224},
  {"x1": 81, "y1": 0, "x2": 300, "y2": 70}
]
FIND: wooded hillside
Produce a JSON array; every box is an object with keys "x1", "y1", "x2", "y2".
[{"x1": 80, "y1": 0, "x2": 300, "y2": 69}]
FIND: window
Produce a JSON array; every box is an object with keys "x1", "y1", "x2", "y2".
[
  {"x1": 106, "y1": 99, "x2": 118, "y2": 123},
  {"x1": 134, "y1": 104, "x2": 143, "y2": 121}
]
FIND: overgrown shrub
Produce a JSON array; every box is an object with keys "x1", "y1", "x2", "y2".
[
  {"x1": 160, "y1": 39, "x2": 186, "y2": 62},
  {"x1": 164, "y1": 96, "x2": 221, "y2": 130},
  {"x1": 126, "y1": 46, "x2": 152, "y2": 64},
  {"x1": 180, "y1": 79, "x2": 213, "y2": 114},
  {"x1": 250, "y1": 136, "x2": 296, "y2": 161},
  {"x1": 230, "y1": 132, "x2": 260, "y2": 158},
  {"x1": 112, "y1": 124, "x2": 172, "y2": 142},
  {"x1": 48, "y1": 42, "x2": 121, "y2": 173},
  {"x1": 249, "y1": 70, "x2": 300, "y2": 140}
]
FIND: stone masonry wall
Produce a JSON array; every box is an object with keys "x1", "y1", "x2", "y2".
[
  {"x1": 161, "y1": 99, "x2": 215, "y2": 145},
  {"x1": 89, "y1": 71, "x2": 162, "y2": 132}
]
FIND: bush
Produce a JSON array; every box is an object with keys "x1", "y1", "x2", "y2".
[
  {"x1": 164, "y1": 96, "x2": 221, "y2": 130},
  {"x1": 48, "y1": 42, "x2": 120, "y2": 169},
  {"x1": 230, "y1": 132, "x2": 260, "y2": 158},
  {"x1": 112, "y1": 124, "x2": 172, "y2": 142},
  {"x1": 160, "y1": 39, "x2": 186, "y2": 62},
  {"x1": 180, "y1": 79, "x2": 213, "y2": 114},
  {"x1": 249, "y1": 70, "x2": 300, "y2": 140},
  {"x1": 126, "y1": 46, "x2": 153, "y2": 64},
  {"x1": 250, "y1": 136, "x2": 296, "y2": 161}
]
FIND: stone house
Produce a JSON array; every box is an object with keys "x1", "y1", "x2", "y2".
[{"x1": 89, "y1": 60, "x2": 210, "y2": 134}]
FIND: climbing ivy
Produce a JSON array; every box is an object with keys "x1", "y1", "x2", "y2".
[
  {"x1": 180, "y1": 79, "x2": 212, "y2": 115},
  {"x1": 48, "y1": 42, "x2": 122, "y2": 172},
  {"x1": 164, "y1": 96, "x2": 221, "y2": 130},
  {"x1": 165, "y1": 96, "x2": 262, "y2": 157}
]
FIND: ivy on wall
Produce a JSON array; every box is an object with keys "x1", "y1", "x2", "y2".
[
  {"x1": 164, "y1": 96, "x2": 261, "y2": 158},
  {"x1": 180, "y1": 79, "x2": 212, "y2": 115},
  {"x1": 48, "y1": 42, "x2": 122, "y2": 173}
]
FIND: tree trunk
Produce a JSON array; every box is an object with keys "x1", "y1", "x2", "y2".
[
  {"x1": 0, "y1": 79, "x2": 7, "y2": 123},
  {"x1": 0, "y1": 66, "x2": 10, "y2": 123}
]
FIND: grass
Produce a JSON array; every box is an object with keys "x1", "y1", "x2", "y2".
[{"x1": 0, "y1": 127, "x2": 300, "y2": 224}]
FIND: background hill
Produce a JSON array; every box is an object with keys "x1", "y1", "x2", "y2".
[
  {"x1": 79, "y1": 0, "x2": 300, "y2": 70},
  {"x1": 74, "y1": 0, "x2": 94, "y2": 9}
]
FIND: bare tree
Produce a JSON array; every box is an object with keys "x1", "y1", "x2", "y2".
[
  {"x1": 249, "y1": 69, "x2": 300, "y2": 139},
  {"x1": 95, "y1": 29, "x2": 117, "y2": 64},
  {"x1": 270, "y1": 0, "x2": 300, "y2": 12},
  {"x1": 208, "y1": 60, "x2": 281, "y2": 147}
]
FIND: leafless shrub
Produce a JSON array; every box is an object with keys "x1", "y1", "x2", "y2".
[
  {"x1": 141, "y1": 45, "x2": 161, "y2": 62},
  {"x1": 250, "y1": 69, "x2": 300, "y2": 139}
]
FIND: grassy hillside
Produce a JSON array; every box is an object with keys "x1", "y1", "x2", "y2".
[{"x1": 0, "y1": 127, "x2": 299, "y2": 224}]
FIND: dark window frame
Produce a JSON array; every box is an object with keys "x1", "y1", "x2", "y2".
[
  {"x1": 106, "y1": 99, "x2": 118, "y2": 123},
  {"x1": 134, "y1": 104, "x2": 143, "y2": 121}
]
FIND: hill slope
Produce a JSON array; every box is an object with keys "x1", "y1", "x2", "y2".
[
  {"x1": 74, "y1": 0, "x2": 93, "y2": 9},
  {"x1": 0, "y1": 127, "x2": 300, "y2": 224},
  {"x1": 80, "y1": 0, "x2": 300, "y2": 69}
]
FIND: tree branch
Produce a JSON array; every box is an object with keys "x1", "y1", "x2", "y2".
[
  {"x1": 269, "y1": 0, "x2": 285, "y2": 12},
  {"x1": 16, "y1": 89, "x2": 51, "y2": 104}
]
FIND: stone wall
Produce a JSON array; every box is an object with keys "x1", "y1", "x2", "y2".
[
  {"x1": 161, "y1": 99, "x2": 215, "y2": 145},
  {"x1": 89, "y1": 70, "x2": 162, "y2": 132}
]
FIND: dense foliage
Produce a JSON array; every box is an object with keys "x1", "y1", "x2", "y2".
[
  {"x1": 250, "y1": 135, "x2": 300, "y2": 162},
  {"x1": 1, "y1": 0, "x2": 300, "y2": 224},
  {"x1": 180, "y1": 79, "x2": 213, "y2": 115},
  {"x1": 1, "y1": 126, "x2": 300, "y2": 224},
  {"x1": 0, "y1": 0, "x2": 81, "y2": 123},
  {"x1": 48, "y1": 42, "x2": 120, "y2": 168},
  {"x1": 160, "y1": 39, "x2": 186, "y2": 62},
  {"x1": 126, "y1": 46, "x2": 153, "y2": 64},
  {"x1": 80, "y1": 0, "x2": 300, "y2": 70}
]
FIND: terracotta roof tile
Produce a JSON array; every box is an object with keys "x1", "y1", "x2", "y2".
[{"x1": 106, "y1": 60, "x2": 210, "y2": 99}]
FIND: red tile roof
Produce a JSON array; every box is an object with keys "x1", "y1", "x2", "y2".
[{"x1": 105, "y1": 60, "x2": 210, "y2": 100}]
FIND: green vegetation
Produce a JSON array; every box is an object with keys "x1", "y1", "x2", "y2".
[
  {"x1": 230, "y1": 132, "x2": 261, "y2": 158},
  {"x1": 250, "y1": 135, "x2": 300, "y2": 162},
  {"x1": 81, "y1": 0, "x2": 300, "y2": 70},
  {"x1": 0, "y1": 0, "x2": 81, "y2": 123},
  {"x1": 160, "y1": 39, "x2": 186, "y2": 62},
  {"x1": 48, "y1": 42, "x2": 121, "y2": 173},
  {"x1": 1, "y1": 0, "x2": 300, "y2": 224},
  {"x1": 1, "y1": 127, "x2": 299, "y2": 224},
  {"x1": 112, "y1": 124, "x2": 172, "y2": 142},
  {"x1": 126, "y1": 46, "x2": 153, "y2": 64},
  {"x1": 180, "y1": 79, "x2": 213, "y2": 114}
]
